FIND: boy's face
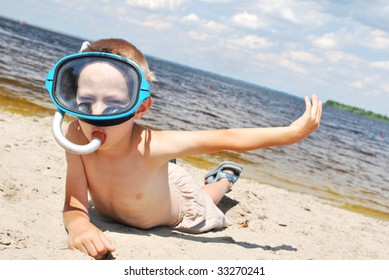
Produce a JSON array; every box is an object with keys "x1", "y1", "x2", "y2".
[
  {"x1": 76, "y1": 62, "x2": 130, "y2": 115},
  {"x1": 76, "y1": 62, "x2": 134, "y2": 148}
]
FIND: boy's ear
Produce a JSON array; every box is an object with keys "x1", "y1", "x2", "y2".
[{"x1": 133, "y1": 97, "x2": 152, "y2": 120}]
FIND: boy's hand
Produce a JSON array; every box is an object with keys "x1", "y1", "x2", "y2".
[
  {"x1": 67, "y1": 222, "x2": 116, "y2": 260},
  {"x1": 289, "y1": 94, "x2": 322, "y2": 141}
]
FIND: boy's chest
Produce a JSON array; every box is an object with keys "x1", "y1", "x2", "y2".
[
  {"x1": 82, "y1": 157, "x2": 172, "y2": 223},
  {"x1": 85, "y1": 157, "x2": 146, "y2": 193},
  {"x1": 82, "y1": 156, "x2": 168, "y2": 201}
]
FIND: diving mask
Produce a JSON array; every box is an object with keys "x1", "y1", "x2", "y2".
[{"x1": 45, "y1": 51, "x2": 151, "y2": 154}]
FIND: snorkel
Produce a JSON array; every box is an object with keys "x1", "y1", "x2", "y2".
[
  {"x1": 51, "y1": 110, "x2": 103, "y2": 154},
  {"x1": 45, "y1": 42, "x2": 151, "y2": 154}
]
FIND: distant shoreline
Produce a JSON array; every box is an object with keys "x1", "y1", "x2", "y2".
[{"x1": 325, "y1": 100, "x2": 389, "y2": 122}]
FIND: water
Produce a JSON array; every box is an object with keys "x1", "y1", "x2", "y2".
[{"x1": 1, "y1": 16, "x2": 388, "y2": 220}]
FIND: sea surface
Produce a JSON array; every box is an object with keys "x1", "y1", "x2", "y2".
[{"x1": 1, "y1": 16, "x2": 388, "y2": 220}]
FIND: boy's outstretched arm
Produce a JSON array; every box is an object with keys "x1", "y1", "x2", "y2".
[
  {"x1": 218, "y1": 94, "x2": 323, "y2": 151},
  {"x1": 154, "y1": 95, "x2": 322, "y2": 158}
]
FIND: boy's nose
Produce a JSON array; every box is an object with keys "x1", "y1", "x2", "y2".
[{"x1": 91, "y1": 102, "x2": 107, "y2": 115}]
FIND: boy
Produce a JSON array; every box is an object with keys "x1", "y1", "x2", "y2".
[{"x1": 47, "y1": 38, "x2": 322, "y2": 259}]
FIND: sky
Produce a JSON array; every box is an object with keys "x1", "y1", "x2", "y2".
[{"x1": 1, "y1": 0, "x2": 389, "y2": 115}]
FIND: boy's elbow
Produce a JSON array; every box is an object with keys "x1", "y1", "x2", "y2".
[{"x1": 222, "y1": 129, "x2": 250, "y2": 152}]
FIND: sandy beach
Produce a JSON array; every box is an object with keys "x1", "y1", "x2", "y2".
[{"x1": 0, "y1": 109, "x2": 388, "y2": 260}]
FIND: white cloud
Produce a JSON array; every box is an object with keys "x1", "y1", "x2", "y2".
[
  {"x1": 204, "y1": 20, "x2": 226, "y2": 32},
  {"x1": 378, "y1": 83, "x2": 389, "y2": 94},
  {"x1": 142, "y1": 18, "x2": 172, "y2": 30},
  {"x1": 279, "y1": 6, "x2": 299, "y2": 24},
  {"x1": 254, "y1": 52, "x2": 307, "y2": 75},
  {"x1": 350, "y1": 80, "x2": 365, "y2": 89},
  {"x1": 181, "y1": 14, "x2": 227, "y2": 37},
  {"x1": 229, "y1": 35, "x2": 273, "y2": 49},
  {"x1": 369, "y1": 61, "x2": 389, "y2": 70},
  {"x1": 279, "y1": 59, "x2": 307, "y2": 74},
  {"x1": 125, "y1": 0, "x2": 184, "y2": 10},
  {"x1": 310, "y1": 32, "x2": 339, "y2": 49},
  {"x1": 121, "y1": 15, "x2": 172, "y2": 30},
  {"x1": 360, "y1": 86, "x2": 386, "y2": 98},
  {"x1": 256, "y1": 52, "x2": 278, "y2": 62},
  {"x1": 324, "y1": 51, "x2": 362, "y2": 64},
  {"x1": 288, "y1": 51, "x2": 322, "y2": 64},
  {"x1": 256, "y1": 0, "x2": 331, "y2": 27},
  {"x1": 309, "y1": 27, "x2": 361, "y2": 50},
  {"x1": 363, "y1": 29, "x2": 389, "y2": 50},
  {"x1": 201, "y1": 0, "x2": 240, "y2": 3},
  {"x1": 231, "y1": 11, "x2": 266, "y2": 30},
  {"x1": 349, "y1": 76, "x2": 377, "y2": 90},
  {"x1": 187, "y1": 31, "x2": 210, "y2": 41},
  {"x1": 325, "y1": 1, "x2": 389, "y2": 33},
  {"x1": 180, "y1": 12, "x2": 227, "y2": 32},
  {"x1": 180, "y1": 13, "x2": 200, "y2": 23},
  {"x1": 310, "y1": 25, "x2": 389, "y2": 57},
  {"x1": 348, "y1": 73, "x2": 389, "y2": 98}
]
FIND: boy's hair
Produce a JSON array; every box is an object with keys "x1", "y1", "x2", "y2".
[{"x1": 82, "y1": 38, "x2": 157, "y2": 82}]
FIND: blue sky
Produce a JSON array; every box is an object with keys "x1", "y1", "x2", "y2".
[{"x1": 1, "y1": 0, "x2": 389, "y2": 115}]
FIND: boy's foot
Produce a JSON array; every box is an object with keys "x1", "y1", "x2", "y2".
[{"x1": 204, "y1": 161, "x2": 243, "y2": 185}]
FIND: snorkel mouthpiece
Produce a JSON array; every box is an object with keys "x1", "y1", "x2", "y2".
[
  {"x1": 92, "y1": 130, "x2": 106, "y2": 145},
  {"x1": 52, "y1": 110, "x2": 102, "y2": 154}
]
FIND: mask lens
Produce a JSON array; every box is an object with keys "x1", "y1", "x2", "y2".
[
  {"x1": 77, "y1": 103, "x2": 92, "y2": 114},
  {"x1": 53, "y1": 56, "x2": 141, "y2": 117},
  {"x1": 102, "y1": 107, "x2": 124, "y2": 114}
]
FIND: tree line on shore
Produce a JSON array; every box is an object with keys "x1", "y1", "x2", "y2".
[{"x1": 325, "y1": 100, "x2": 389, "y2": 122}]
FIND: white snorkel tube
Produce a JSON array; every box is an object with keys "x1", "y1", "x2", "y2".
[
  {"x1": 50, "y1": 41, "x2": 102, "y2": 154},
  {"x1": 52, "y1": 110, "x2": 102, "y2": 154}
]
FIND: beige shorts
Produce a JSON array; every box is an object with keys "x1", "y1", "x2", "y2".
[{"x1": 168, "y1": 163, "x2": 229, "y2": 233}]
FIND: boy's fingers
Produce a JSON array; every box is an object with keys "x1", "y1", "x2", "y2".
[
  {"x1": 78, "y1": 245, "x2": 89, "y2": 256},
  {"x1": 86, "y1": 232, "x2": 116, "y2": 260},
  {"x1": 99, "y1": 231, "x2": 116, "y2": 252},
  {"x1": 313, "y1": 95, "x2": 322, "y2": 120},
  {"x1": 317, "y1": 100, "x2": 323, "y2": 120},
  {"x1": 84, "y1": 240, "x2": 100, "y2": 259},
  {"x1": 69, "y1": 243, "x2": 88, "y2": 256},
  {"x1": 310, "y1": 95, "x2": 318, "y2": 119},
  {"x1": 89, "y1": 239, "x2": 107, "y2": 259},
  {"x1": 304, "y1": 96, "x2": 312, "y2": 115}
]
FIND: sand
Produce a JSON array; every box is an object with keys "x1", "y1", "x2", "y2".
[{"x1": 0, "y1": 109, "x2": 388, "y2": 260}]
